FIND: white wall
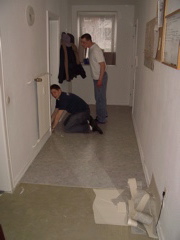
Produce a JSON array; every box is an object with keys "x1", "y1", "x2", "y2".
[
  {"x1": 69, "y1": 4, "x2": 135, "y2": 105},
  {"x1": 133, "y1": 1, "x2": 180, "y2": 240},
  {"x1": 0, "y1": 0, "x2": 68, "y2": 191}
]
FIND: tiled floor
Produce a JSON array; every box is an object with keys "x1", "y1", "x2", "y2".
[{"x1": 21, "y1": 106, "x2": 146, "y2": 189}]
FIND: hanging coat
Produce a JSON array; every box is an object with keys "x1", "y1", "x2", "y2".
[{"x1": 58, "y1": 33, "x2": 86, "y2": 83}]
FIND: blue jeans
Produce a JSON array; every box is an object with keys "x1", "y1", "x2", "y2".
[
  {"x1": 93, "y1": 72, "x2": 108, "y2": 123},
  {"x1": 63, "y1": 110, "x2": 90, "y2": 133}
]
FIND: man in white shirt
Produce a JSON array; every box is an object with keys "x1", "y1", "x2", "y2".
[{"x1": 81, "y1": 33, "x2": 108, "y2": 124}]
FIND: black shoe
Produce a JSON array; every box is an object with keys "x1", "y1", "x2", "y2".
[
  {"x1": 89, "y1": 116, "x2": 103, "y2": 134},
  {"x1": 93, "y1": 124, "x2": 103, "y2": 134},
  {"x1": 95, "y1": 118, "x2": 106, "y2": 124}
]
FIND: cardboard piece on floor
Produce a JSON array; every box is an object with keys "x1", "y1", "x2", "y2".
[
  {"x1": 132, "y1": 211, "x2": 153, "y2": 225},
  {"x1": 127, "y1": 177, "x2": 159, "y2": 239},
  {"x1": 147, "y1": 175, "x2": 161, "y2": 223},
  {"x1": 92, "y1": 176, "x2": 160, "y2": 239},
  {"x1": 136, "y1": 193, "x2": 150, "y2": 212},
  {"x1": 144, "y1": 222, "x2": 159, "y2": 239},
  {"x1": 93, "y1": 188, "x2": 122, "y2": 201},
  {"x1": 117, "y1": 202, "x2": 127, "y2": 213},
  {"x1": 128, "y1": 178, "x2": 137, "y2": 199},
  {"x1": 93, "y1": 189, "x2": 128, "y2": 226}
]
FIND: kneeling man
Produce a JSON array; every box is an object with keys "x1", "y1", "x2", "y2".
[{"x1": 50, "y1": 84, "x2": 103, "y2": 134}]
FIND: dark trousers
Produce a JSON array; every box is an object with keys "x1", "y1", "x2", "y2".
[{"x1": 63, "y1": 110, "x2": 90, "y2": 133}]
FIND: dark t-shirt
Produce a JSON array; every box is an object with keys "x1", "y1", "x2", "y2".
[{"x1": 55, "y1": 92, "x2": 89, "y2": 114}]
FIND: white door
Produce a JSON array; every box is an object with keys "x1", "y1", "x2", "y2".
[
  {"x1": 34, "y1": 12, "x2": 60, "y2": 140},
  {"x1": 0, "y1": 32, "x2": 13, "y2": 192},
  {"x1": 36, "y1": 74, "x2": 51, "y2": 139}
]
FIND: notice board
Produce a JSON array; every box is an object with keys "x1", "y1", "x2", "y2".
[{"x1": 163, "y1": 9, "x2": 180, "y2": 69}]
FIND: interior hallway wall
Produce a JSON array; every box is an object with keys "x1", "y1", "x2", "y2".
[
  {"x1": 0, "y1": 0, "x2": 68, "y2": 191},
  {"x1": 133, "y1": 1, "x2": 180, "y2": 240},
  {"x1": 67, "y1": 1, "x2": 135, "y2": 106}
]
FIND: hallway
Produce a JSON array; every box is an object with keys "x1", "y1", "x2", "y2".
[
  {"x1": 1, "y1": 1, "x2": 180, "y2": 239},
  {"x1": 0, "y1": 106, "x2": 155, "y2": 240}
]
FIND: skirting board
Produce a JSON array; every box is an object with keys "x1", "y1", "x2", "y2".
[{"x1": 132, "y1": 114, "x2": 164, "y2": 240}]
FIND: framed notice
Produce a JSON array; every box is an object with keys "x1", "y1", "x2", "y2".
[
  {"x1": 144, "y1": 18, "x2": 156, "y2": 70},
  {"x1": 155, "y1": 0, "x2": 167, "y2": 61},
  {"x1": 163, "y1": 9, "x2": 180, "y2": 69}
]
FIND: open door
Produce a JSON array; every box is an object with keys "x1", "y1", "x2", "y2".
[
  {"x1": 0, "y1": 32, "x2": 13, "y2": 192},
  {"x1": 35, "y1": 74, "x2": 51, "y2": 140}
]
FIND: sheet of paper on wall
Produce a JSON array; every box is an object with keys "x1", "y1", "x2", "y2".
[
  {"x1": 144, "y1": 18, "x2": 156, "y2": 70},
  {"x1": 153, "y1": 27, "x2": 159, "y2": 59},
  {"x1": 157, "y1": 0, "x2": 165, "y2": 28}
]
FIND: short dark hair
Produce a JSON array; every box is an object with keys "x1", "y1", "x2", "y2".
[
  {"x1": 81, "y1": 33, "x2": 92, "y2": 41},
  {"x1": 50, "y1": 84, "x2": 61, "y2": 90}
]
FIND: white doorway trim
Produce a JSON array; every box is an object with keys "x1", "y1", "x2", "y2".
[
  {"x1": 46, "y1": 11, "x2": 60, "y2": 113},
  {"x1": 0, "y1": 32, "x2": 13, "y2": 192},
  {"x1": 132, "y1": 19, "x2": 139, "y2": 113}
]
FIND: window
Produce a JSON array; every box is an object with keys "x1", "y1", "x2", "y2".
[{"x1": 78, "y1": 12, "x2": 117, "y2": 65}]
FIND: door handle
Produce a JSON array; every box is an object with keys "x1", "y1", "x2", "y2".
[{"x1": 34, "y1": 78, "x2": 42, "y2": 82}]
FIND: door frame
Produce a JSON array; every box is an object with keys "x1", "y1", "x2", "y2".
[
  {"x1": 132, "y1": 19, "x2": 139, "y2": 113},
  {"x1": 46, "y1": 11, "x2": 60, "y2": 114}
]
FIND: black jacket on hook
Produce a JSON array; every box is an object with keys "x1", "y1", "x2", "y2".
[{"x1": 58, "y1": 33, "x2": 86, "y2": 83}]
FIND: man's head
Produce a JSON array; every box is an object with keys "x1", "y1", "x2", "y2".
[
  {"x1": 50, "y1": 84, "x2": 62, "y2": 99},
  {"x1": 80, "y1": 33, "x2": 93, "y2": 48}
]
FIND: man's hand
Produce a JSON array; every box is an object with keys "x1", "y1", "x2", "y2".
[
  {"x1": 97, "y1": 79, "x2": 103, "y2": 87},
  {"x1": 51, "y1": 109, "x2": 64, "y2": 131}
]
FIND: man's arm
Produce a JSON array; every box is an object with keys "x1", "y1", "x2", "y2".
[
  {"x1": 97, "y1": 62, "x2": 106, "y2": 87},
  {"x1": 51, "y1": 108, "x2": 59, "y2": 124},
  {"x1": 51, "y1": 109, "x2": 64, "y2": 130}
]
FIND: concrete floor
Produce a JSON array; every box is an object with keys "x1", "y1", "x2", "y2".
[{"x1": 0, "y1": 106, "x2": 158, "y2": 240}]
